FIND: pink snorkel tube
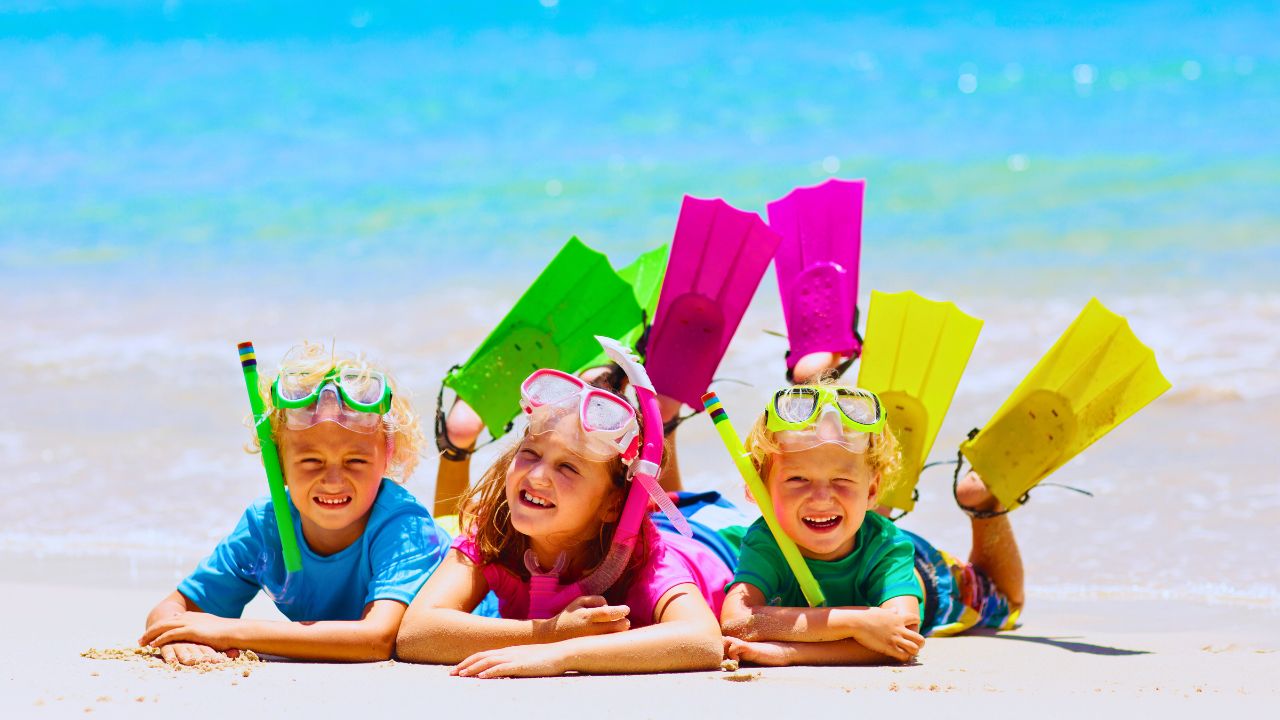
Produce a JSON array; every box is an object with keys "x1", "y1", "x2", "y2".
[{"x1": 523, "y1": 336, "x2": 692, "y2": 619}]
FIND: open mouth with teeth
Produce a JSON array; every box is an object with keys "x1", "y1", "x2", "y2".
[
  {"x1": 801, "y1": 514, "x2": 843, "y2": 531},
  {"x1": 314, "y1": 495, "x2": 353, "y2": 509},
  {"x1": 519, "y1": 490, "x2": 556, "y2": 509}
]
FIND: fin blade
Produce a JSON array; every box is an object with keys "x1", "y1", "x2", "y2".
[
  {"x1": 857, "y1": 290, "x2": 983, "y2": 511},
  {"x1": 646, "y1": 197, "x2": 781, "y2": 407},
  {"x1": 962, "y1": 298, "x2": 1171, "y2": 509},
  {"x1": 445, "y1": 238, "x2": 642, "y2": 435},
  {"x1": 768, "y1": 179, "x2": 865, "y2": 365}
]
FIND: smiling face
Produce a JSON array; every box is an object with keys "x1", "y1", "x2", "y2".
[
  {"x1": 505, "y1": 418, "x2": 624, "y2": 568},
  {"x1": 279, "y1": 421, "x2": 388, "y2": 556},
  {"x1": 765, "y1": 444, "x2": 880, "y2": 562}
]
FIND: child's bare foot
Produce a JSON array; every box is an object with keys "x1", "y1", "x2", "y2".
[
  {"x1": 791, "y1": 351, "x2": 844, "y2": 385},
  {"x1": 955, "y1": 470, "x2": 1005, "y2": 515},
  {"x1": 445, "y1": 399, "x2": 484, "y2": 454}
]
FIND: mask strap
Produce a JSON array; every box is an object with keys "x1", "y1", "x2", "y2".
[{"x1": 383, "y1": 418, "x2": 396, "y2": 469}]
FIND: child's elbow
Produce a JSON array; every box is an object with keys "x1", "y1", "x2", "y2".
[
  {"x1": 689, "y1": 634, "x2": 726, "y2": 670},
  {"x1": 394, "y1": 623, "x2": 445, "y2": 663},
  {"x1": 356, "y1": 626, "x2": 398, "y2": 662},
  {"x1": 719, "y1": 615, "x2": 759, "y2": 642}
]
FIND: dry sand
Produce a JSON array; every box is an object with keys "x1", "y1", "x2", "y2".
[{"x1": 2, "y1": 579, "x2": 1276, "y2": 718}]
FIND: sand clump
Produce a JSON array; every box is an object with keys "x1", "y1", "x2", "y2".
[{"x1": 81, "y1": 646, "x2": 262, "y2": 674}]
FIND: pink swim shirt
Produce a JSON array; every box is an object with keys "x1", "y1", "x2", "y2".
[{"x1": 452, "y1": 527, "x2": 732, "y2": 627}]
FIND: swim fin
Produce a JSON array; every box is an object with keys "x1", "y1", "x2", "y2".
[
  {"x1": 645, "y1": 196, "x2": 782, "y2": 408},
  {"x1": 583, "y1": 244, "x2": 670, "y2": 370},
  {"x1": 442, "y1": 237, "x2": 644, "y2": 437},
  {"x1": 767, "y1": 178, "x2": 865, "y2": 373},
  {"x1": 856, "y1": 290, "x2": 983, "y2": 513},
  {"x1": 960, "y1": 298, "x2": 1172, "y2": 511}
]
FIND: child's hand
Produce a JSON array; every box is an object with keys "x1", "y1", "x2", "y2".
[
  {"x1": 452, "y1": 644, "x2": 568, "y2": 678},
  {"x1": 849, "y1": 607, "x2": 925, "y2": 661},
  {"x1": 544, "y1": 595, "x2": 630, "y2": 641},
  {"x1": 723, "y1": 636, "x2": 794, "y2": 667},
  {"x1": 155, "y1": 642, "x2": 239, "y2": 666},
  {"x1": 139, "y1": 612, "x2": 242, "y2": 651}
]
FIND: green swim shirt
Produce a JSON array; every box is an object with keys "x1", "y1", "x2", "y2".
[{"x1": 731, "y1": 512, "x2": 924, "y2": 620}]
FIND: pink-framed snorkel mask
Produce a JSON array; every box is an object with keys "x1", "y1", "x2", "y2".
[
  {"x1": 520, "y1": 369, "x2": 640, "y2": 463},
  {"x1": 521, "y1": 338, "x2": 693, "y2": 619}
]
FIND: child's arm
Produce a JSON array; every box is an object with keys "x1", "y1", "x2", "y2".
[
  {"x1": 139, "y1": 597, "x2": 409, "y2": 662},
  {"x1": 395, "y1": 550, "x2": 633, "y2": 663},
  {"x1": 725, "y1": 636, "x2": 893, "y2": 666},
  {"x1": 720, "y1": 582, "x2": 923, "y2": 661},
  {"x1": 452, "y1": 582, "x2": 723, "y2": 678}
]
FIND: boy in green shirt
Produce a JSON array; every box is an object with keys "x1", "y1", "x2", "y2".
[{"x1": 720, "y1": 383, "x2": 1022, "y2": 666}]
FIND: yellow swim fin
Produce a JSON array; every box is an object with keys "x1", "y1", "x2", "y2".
[
  {"x1": 856, "y1": 290, "x2": 983, "y2": 512},
  {"x1": 960, "y1": 298, "x2": 1171, "y2": 511}
]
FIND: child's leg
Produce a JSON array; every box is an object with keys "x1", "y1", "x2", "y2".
[
  {"x1": 791, "y1": 351, "x2": 841, "y2": 385},
  {"x1": 433, "y1": 400, "x2": 484, "y2": 517},
  {"x1": 956, "y1": 470, "x2": 1025, "y2": 609},
  {"x1": 657, "y1": 394, "x2": 684, "y2": 492}
]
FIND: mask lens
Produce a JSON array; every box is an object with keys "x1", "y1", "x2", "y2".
[
  {"x1": 582, "y1": 392, "x2": 634, "y2": 433},
  {"x1": 283, "y1": 384, "x2": 382, "y2": 434},
  {"x1": 277, "y1": 372, "x2": 321, "y2": 403},
  {"x1": 835, "y1": 390, "x2": 879, "y2": 425},
  {"x1": 774, "y1": 388, "x2": 819, "y2": 424},
  {"x1": 338, "y1": 368, "x2": 386, "y2": 406},
  {"x1": 523, "y1": 371, "x2": 583, "y2": 407}
]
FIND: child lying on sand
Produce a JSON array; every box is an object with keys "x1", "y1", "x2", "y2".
[
  {"x1": 140, "y1": 343, "x2": 451, "y2": 664},
  {"x1": 721, "y1": 380, "x2": 1022, "y2": 666}
]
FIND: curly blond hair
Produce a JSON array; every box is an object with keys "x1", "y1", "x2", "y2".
[
  {"x1": 250, "y1": 341, "x2": 425, "y2": 481},
  {"x1": 743, "y1": 377, "x2": 901, "y2": 494}
]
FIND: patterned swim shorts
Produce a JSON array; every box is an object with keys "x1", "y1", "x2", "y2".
[{"x1": 900, "y1": 529, "x2": 1020, "y2": 637}]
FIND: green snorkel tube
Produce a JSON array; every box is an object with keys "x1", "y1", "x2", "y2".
[
  {"x1": 238, "y1": 342, "x2": 303, "y2": 573},
  {"x1": 703, "y1": 391, "x2": 825, "y2": 607}
]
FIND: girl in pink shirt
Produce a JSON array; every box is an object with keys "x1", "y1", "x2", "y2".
[{"x1": 396, "y1": 361, "x2": 730, "y2": 677}]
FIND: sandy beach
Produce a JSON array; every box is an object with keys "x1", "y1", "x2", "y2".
[
  {"x1": 3, "y1": 577, "x2": 1276, "y2": 718},
  {"x1": 5, "y1": 2, "x2": 1278, "y2": 716}
]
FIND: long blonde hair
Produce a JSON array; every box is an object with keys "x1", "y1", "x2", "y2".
[
  {"x1": 743, "y1": 377, "x2": 901, "y2": 489},
  {"x1": 251, "y1": 341, "x2": 425, "y2": 481}
]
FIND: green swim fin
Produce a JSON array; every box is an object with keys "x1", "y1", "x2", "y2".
[
  {"x1": 856, "y1": 291, "x2": 983, "y2": 513},
  {"x1": 443, "y1": 238, "x2": 644, "y2": 437},
  {"x1": 618, "y1": 243, "x2": 669, "y2": 323},
  {"x1": 583, "y1": 244, "x2": 670, "y2": 369},
  {"x1": 960, "y1": 298, "x2": 1171, "y2": 511}
]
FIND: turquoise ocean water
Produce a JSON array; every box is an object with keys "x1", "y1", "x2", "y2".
[
  {"x1": 3, "y1": 2, "x2": 1278, "y2": 603},
  {"x1": 3, "y1": 1, "x2": 1277, "y2": 291}
]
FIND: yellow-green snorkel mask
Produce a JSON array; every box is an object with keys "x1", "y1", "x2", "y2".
[{"x1": 765, "y1": 386, "x2": 887, "y2": 453}]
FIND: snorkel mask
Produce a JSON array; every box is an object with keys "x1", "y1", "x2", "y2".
[
  {"x1": 521, "y1": 337, "x2": 693, "y2": 620},
  {"x1": 272, "y1": 366, "x2": 392, "y2": 434},
  {"x1": 520, "y1": 369, "x2": 639, "y2": 462},
  {"x1": 766, "y1": 386, "x2": 886, "y2": 453}
]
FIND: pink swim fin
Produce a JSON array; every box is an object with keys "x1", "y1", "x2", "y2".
[
  {"x1": 766, "y1": 178, "x2": 865, "y2": 374},
  {"x1": 645, "y1": 196, "x2": 782, "y2": 409}
]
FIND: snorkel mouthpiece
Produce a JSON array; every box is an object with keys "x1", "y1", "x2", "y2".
[{"x1": 522, "y1": 337, "x2": 691, "y2": 619}]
